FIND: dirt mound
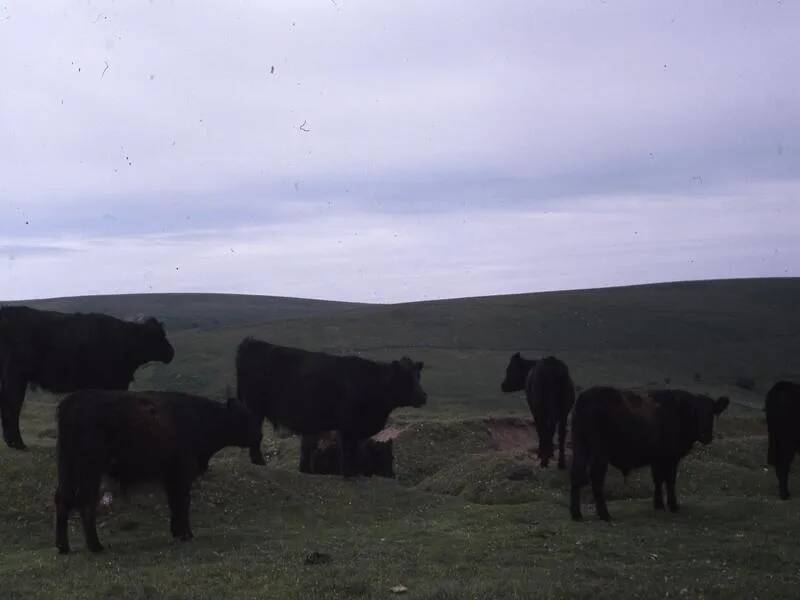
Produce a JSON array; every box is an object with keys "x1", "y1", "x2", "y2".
[
  {"x1": 372, "y1": 426, "x2": 405, "y2": 442},
  {"x1": 484, "y1": 417, "x2": 538, "y2": 454}
]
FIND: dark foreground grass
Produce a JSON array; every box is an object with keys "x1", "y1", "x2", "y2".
[
  {"x1": 3, "y1": 279, "x2": 800, "y2": 598},
  {"x1": 3, "y1": 399, "x2": 799, "y2": 599}
]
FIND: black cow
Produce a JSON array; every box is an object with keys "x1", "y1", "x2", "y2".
[
  {"x1": 299, "y1": 432, "x2": 395, "y2": 478},
  {"x1": 0, "y1": 306, "x2": 174, "y2": 449},
  {"x1": 569, "y1": 387, "x2": 729, "y2": 521},
  {"x1": 501, "y1": 353, "x2": 575, "y2": 469},
  {"x1": 54, "y1": 390, "x2": 262, "y2": 553},
  {"x1": 236, "y1": 338, "x2": 426, "y2": 476},
  {"x1": 766, "y1": 381, "x2": 800, "y2": 500}
]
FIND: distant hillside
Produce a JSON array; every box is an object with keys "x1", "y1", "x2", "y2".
[
  {"x1": 1, "y1": 293, "x2": 366, "y2": 331},
  {"x1": 8, "y1": 278, "x2": 800, "y2": 415}
]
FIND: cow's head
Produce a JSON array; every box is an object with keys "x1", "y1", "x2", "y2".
[
  {"x1": 390, "y1": 357, "x2": 427, "y2": 408},
  {"x1": 685, "y1": 394, "x2": 730, "y2": 444},
  {"x1": 142, "y1": 317, "x2": 175, "y2": 364},
  {"x1": 501, "y1": 352, "x2": 534, "y2": 393},
  {"x1": 224, "y1": 397, "x2": 263, "y2": 448}
]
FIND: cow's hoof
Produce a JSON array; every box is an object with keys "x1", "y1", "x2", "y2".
[
  {"x1": 87, "y1": 543, "x2": 104, "y2": 553},
  {"x1": 179, "y1": 532, "x2": 193, "y2": 542},
  {"x1": 598, "y1": 513, "x2": 612, "y2": 522},
  {"x1": 780, "y1": 492, "x2": 791, "y2": 501},
  {"x1": 56, "y1": 545, "x2": 71, "y2": 555},
  {"x1": 558, "y1": 462, "x2": 567, "y2": 471},
  {"x1": 654, "y1": 503, "x2": 665, "y2": 511},
  {"x1": 669, "y1": 505, "x2": 680, "y2": 514},
  {"x1": 570, "y1": 512, "x2": 583, "y2": 522},
  {"x1": 6, "y1": 439, "x2": 26, "y2": 450}
]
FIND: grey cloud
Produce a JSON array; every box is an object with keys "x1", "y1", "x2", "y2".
[
  {"x1": 2, "y1": 1, "x2": 798, "y2": 201},
  {"x1": 1, "y1": 0, "x2": 798, "y2": 300},
  {"x1": 1, "y1": 193, "x2": 798, "y2": 303},
  {"x1": 0, "y1": 245, "x2": 79, "y2": 258}
]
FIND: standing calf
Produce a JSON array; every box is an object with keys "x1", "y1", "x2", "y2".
[
  {"x1": 55, "y1": 391, "x2": 261, "y2": 553},
  {"x1": 569, "y1": 387, "x2": 729, "y2": 521},
  {"x1": 501, "y1": 353, "x2": 575, "y2": 469},
  {"x1": 300, "y1": 432, "x2": 395, "y2": 478},
  {"x1": 765, "y1": 381, "x2": 800, "y2": 499}
]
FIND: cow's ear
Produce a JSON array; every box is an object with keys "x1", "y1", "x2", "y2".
[
  {"x1": 713, "y1": 396, "x2": 730, "y2": 415},
  {"x1": 512, "y1": 352, "x2": 520, "y2": 360},
  {"x1": 145, "y1": 317, "x2": 164, "y2": 331}
]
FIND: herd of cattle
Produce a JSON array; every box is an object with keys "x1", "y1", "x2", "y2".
[{"x1": 0, "y1": 304, "x2": 797, "y2": 553}]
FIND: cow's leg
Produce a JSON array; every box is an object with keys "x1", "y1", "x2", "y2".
[
  {"x1": 167, "y1": 478, "x2": 194, "y2": 540},
  {"x1": 665, "y1": 460, "x2": 680, "y2": 512},
  {"x1": 534, "y1": 408, "x2": 555, "y2": 468},
  {"x1": 590, "y1": 458, "x2": 611, "y2": 521},
  {"x1": 651, "y1": 463, "x2": 665, "y2": 511},
  {"x1": 167, "y1": 486, "x2": 181, "y2": 538},
  {"x1": 1, "y1": 371, "x2": 28, "y2": 450},
  {"x1": 299, "y1": 434, "x2": 316, "y2": 474},
  {"x1": 339, "y1": 432, "x2": 359, "y2": 478},
  {"x1": 541, "y1": 424, "x2": 556, "y2": 469},
  {"x1": 248, "y1": 414, "x2": 266, "y2": 465},
  {"x1": 775, "y1": 445, "x2": 794, "y2": 500},
  {"x1": 78, "y1": 473, "x2": 103, "y2": 553},
  {"x1": 569, "y1": 443, "x2": 589, "y2": 521},
  {"x1": 54, "y1": 485, "x2": 72, "y2": 554},
  {"x1": 776, "y1": 463, "x2": 791, "y2": 500},
  {"x1": 557, "y1": 414, "x2": 568, "y2": 470}
]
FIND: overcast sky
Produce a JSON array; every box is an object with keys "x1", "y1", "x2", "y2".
[{"x1": 1, "y1": 1, "x2": 798, "y2": 302}]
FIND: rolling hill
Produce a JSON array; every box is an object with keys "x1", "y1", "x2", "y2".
[{"x1": 15, "y1": 278, "x2": 795, "y2": 413}]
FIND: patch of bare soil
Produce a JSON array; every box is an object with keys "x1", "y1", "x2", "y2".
[
  {"x1": 372, "y1": 426, "x2": 405, "y2": 442},
  {"x1": 484, "y1": 417, "x2": 538, "y2": 454}
]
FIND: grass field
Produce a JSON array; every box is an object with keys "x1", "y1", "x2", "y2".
[{"x1": 2, "y1": 278, "x2": 800, "y2": 599}]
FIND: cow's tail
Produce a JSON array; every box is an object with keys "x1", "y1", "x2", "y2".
[
  {"x1": 569, "y1": 406, "x2": 590, "y2": 487},
  {"x1": 767, "y1": 430, "x2": 777, "y2": 466},
  {"x1": 544, "y1": 392, "x2": 559, "y2": 459},
  {"x1": 536, "y1": 383, "x2": 558, "y2": 462},
  {"x1": 765, "y1": 390, "x2": 777, "y2": 466}
]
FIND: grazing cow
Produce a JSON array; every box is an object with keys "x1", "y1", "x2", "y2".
[
  {"x1": 299, "y1": 432, "x2": 395, "y2": 478},
  {"x1": 765, "y1": 381, "x2": 800, "y2": 500},
  {"x1": 54, "y1": 391, "x2": 262, "y2": 553},
  {"x1": 500, "y1": 353, "x2": 575, "y2": 469},
  {"x1": 569, "y1": 387, "x2": 729, "y2": 521},
  {"x1": 236, "y1": 338, "x2": 426, "y2": 476},
  {"x1": 0, "y1": 306, "x2": 174, "y2": 449}
]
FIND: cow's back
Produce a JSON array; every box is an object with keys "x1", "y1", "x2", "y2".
[
  {"x1": 573, "y1": 386, "x2": 682, "y2": 472},
  {"x1": 57, "y1": 390, "x2": 212, "y2": 483},
  {"x1": 527, "y1": 356, "x2": 575, "y2": 414},
  {"x1": 2, "y1": 307, "x2": 143, "y2": 391},
  {"x1": 236, "y1": 338, "x2": 390, "y2": 435}
]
